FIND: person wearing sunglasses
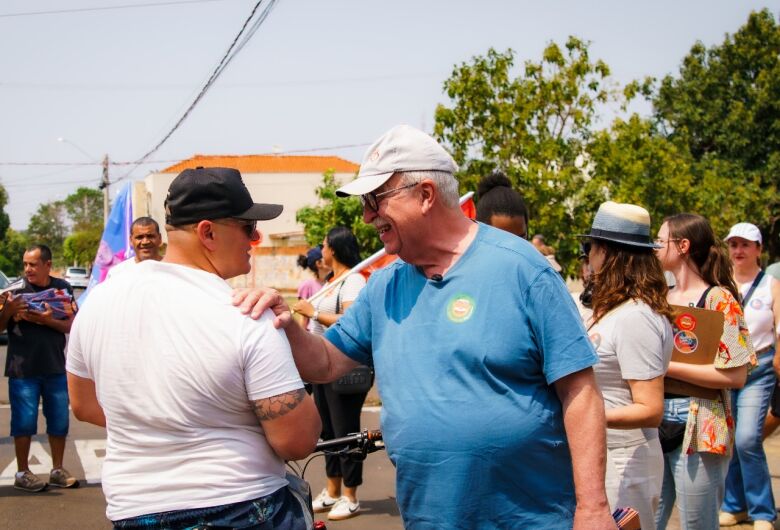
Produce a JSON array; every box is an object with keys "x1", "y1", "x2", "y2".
[
  {"x1": 579, "y1": 201, "x2": 675, "y2": 530},
  {"x1": 235, "y1": 125, "x2": 615, "y2": 529},
  {"x1": 66, "y1": 167, "x2": 321, "y2": 529}
]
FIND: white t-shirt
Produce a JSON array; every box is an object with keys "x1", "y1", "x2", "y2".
[
  {"x1": 309, "y1": 273, "x2": 366, "y2": 336},
  {"x1": 66, "y1": 260, "x2": 303, "y2": 520},
  {"x1": 588, "y1": 300, "x2": 673, "y2": 448},
  {"x1": 740, "y1": 273, "x2": 778, "y2": 351},
  {"x1": 105, "y1": 257, "x2": 137, "y2": 280}
]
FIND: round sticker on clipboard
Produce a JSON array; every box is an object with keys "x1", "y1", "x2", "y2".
[
  {"x1": 675, "y1": 313, "x2": 697, "y2": 331},
  {"x1": 674, "y1": 330, "x2": 699, "y2": 354}
]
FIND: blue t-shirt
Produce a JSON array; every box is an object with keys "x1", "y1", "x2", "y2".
[{"x1": 325, "y1": 223, "x2": 598, "y2": 529}]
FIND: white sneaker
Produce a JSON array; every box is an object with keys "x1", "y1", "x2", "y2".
[
  {"x1": 327, "y1": 496, "x2": 361, "y2": 521},
  {"x1": 312, "y1": 489, "x2": 338, "y2": 513}
]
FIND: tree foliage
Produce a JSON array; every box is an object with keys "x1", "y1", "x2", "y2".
[
  {"x1": 296, "y1": 170, "x2": 381, "y2": 258},
  {"x1": 434, "y1": 39, "x2": 615, "y2": 274},
  {"x1": 26, "y1": 186, "x2": 104, "y2": 267},
  {"x1": 64, "y1": 187, "x2": 103, "y2": 233},
  {"x1": 0, "y1": 229, "x2": 29, "y2": 276},
  {"x1": 434, "y1": 12, "x2": 780, "y2": 274},
  {"x1": 63, "y1": 229, "x2": 101, "y2": 267},
  {"x1": 651, "y1": 9, "x2": 780, "y2": 259},
  {"x1": 27, "y1": 201, "x2": 68, "y2": 265}
]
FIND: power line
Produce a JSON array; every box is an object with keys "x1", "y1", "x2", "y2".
[
  {"x1": 0, "y1": 0, "x2": 235, "y2": 19},
  {"x1": 0, "y1": 160, "x2": 182, "y2": 167},
  {"x1": 118, "y1": 0, "x2": 278, "y2": 183}
]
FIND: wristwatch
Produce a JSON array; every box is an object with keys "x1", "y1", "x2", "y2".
[{"x1": 311, "y1": 310, "x2": 319, "y2": 322}]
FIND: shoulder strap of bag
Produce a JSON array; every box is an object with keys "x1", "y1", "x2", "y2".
[
  {"x1": 695, "y1": 285, "x2": 716, "y2": 308},
  {"x1": 741, "y1": 270, "x2": 765, "y2": 307},
  {"x1": 335, "y1": 279, "x2": 345, "y2": 314}
]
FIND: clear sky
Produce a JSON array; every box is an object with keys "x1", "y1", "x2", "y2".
[{"x1": 1, "y1": 0, "x2": 778, "y2": 229}]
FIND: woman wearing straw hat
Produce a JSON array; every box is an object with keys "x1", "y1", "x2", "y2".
[
  {"x1": 719, "y1": 222, "x2": 780, "y2": 529},
  {"x1": 580, "y1": 201, "x2": 674, "y2": 530},
  {"x1": 653, "y1": 214, "x2": 754, "y2": 530}
]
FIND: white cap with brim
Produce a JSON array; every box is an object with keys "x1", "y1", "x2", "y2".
[
  {"x1": 724, "y1": 222, "x2": 762, "y2": 245},
  {"x1": 336, "y1": 124, "x2": 458, "y2": 197}
]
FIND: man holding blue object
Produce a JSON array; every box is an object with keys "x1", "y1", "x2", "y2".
[
  {"x1": 0, "y1": 244, "x2": 78, "y2": 492},
  {"x1": 237, "y1": 125, "x2": 616, "y2": 529}
]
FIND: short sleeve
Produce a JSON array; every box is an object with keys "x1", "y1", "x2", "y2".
[
  {"x1": 525, "y1": 269, "x2": 599, "y2": 384},
  {"x1": 706, "y1": 287, "x2": 756, "y2": 369},
  {"x1": 614, "y1": 306, "x2": 671, "y2": 380},
  {"x1": 240, "y1": 311, "x2": 304, "y2": 401},
  {"x1": 66, "y1": 309, "x2": 91, "y2": 379},
  {"x1": 324, "y1": 284, "x2": 373, "y2": 366}
]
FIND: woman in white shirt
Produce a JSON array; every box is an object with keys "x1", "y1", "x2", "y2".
[
  {"x1": 292, "y1": 227, "x2": 368, "y2": 522},
  {"x1": 580, "y1": 201, "x2": 675, "y2": 530},
  {"x1": 720, "y1": 223, "x2": 780, "y2": 529}
]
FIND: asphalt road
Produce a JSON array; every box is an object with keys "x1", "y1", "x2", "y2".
[{"x1": 0, "y1": 345, "x2": 402, "y2": 530}]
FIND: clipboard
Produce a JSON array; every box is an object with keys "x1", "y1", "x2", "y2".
[{"x1": 664, "y1": 304, "x2": 725, "y2": 400}]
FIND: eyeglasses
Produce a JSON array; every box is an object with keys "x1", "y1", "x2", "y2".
[
  {"x1": 212, "y1": 219, "x2": 259, "y2": 241},
  {"x1": 360, "y1": 182, "x2": 418, "y2": 212},
  {"x1": 653, "y1": 238, "x2": 680, "y2": 246},
  {"x1": 580, "y1": 241, "x2": 592, "y2": 258}
]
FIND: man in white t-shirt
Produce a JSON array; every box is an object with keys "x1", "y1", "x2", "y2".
[
  {"x1": 66, "y1": 167, "x2": 321, "y2": 528},
  {"x1": 106, "y1": 217, "x2": 163, "y2": 279}
]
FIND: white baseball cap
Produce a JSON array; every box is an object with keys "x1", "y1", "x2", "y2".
[
  {"x1": 724, "y1": 222, "x2": 762, "y2": 244},
  {"x1": 336, "y1": 124, "x2": 458, "y2": 197}
]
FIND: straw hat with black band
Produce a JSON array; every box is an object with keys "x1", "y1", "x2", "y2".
[{"x1": 578, "y1": 201, "x2": 660, "y2": 249}]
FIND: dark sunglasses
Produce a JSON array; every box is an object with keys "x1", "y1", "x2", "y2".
[
  {"x1": 580, "y1": 241, "x2": 592, "y2": 258},
  {"x1": 360, "y1": 182, "x2": 418, "y2": 212},
  {"x1": 212, "y1": 219, "x2": 258, "y2": 240}
]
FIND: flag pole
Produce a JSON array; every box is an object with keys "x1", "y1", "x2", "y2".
[{"x1": 303, "y1": 191, "x2": 475, "y2": 305}]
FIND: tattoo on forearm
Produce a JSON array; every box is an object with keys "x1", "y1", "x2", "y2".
[{"x1": 253, "y1": 388, "x2": 306, "y2": 421}]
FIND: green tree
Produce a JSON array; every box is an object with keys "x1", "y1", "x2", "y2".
[
  {"x1": 64, "y1": 187, "x2": 103, "y2": 233},
  {"x1": 651, "y1": 9, "x2": 780, "y2": 258},
  {"x1": 434, "y1": 39, "x2": 614, "y2": 275},
  {"x1": 27, "y1": 201, "x2": 67, "y2": 265},
  {"x1": 0, "y1": 229, "x2": 29, "y2": 276},
  {"x1": 63, "y1": 228, "x2": 101, "y2": 267},
  {"x1": 296, "y1": 170, "x2": 381, "y2": 257}
]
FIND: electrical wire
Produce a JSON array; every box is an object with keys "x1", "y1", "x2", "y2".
[
  {"x1": 0, "y1": 0, "x2": 235, "y2": 19},
  {"x1": 116, "y1": 0, "x2": 278, "y2": 183}
]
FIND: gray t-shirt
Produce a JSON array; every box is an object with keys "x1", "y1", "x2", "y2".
[{"x1": 589, "y1": 300, "x2": 673, "y2": 448}]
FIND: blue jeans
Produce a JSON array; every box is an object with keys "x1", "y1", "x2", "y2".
[
  {"x1": 113, "y1": 486, "x2": 308, "y2": 529},
  {"x1": 656, "y1": 398, "x2": 730, "y2": 530},
  {"x1": 722, "y1": 347, "x2": 777, "y2": 521},
  {"x1": 9, "y1": 374, "x2": 69, "y2": 437}
]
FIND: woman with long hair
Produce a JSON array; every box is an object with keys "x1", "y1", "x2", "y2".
[
  {"x1": 654, "y1": 213, "x2": 755, "y2": 530},
  {"x1": 581, "y1": 201, "x2": 674, "y2": 530},
  {"x1": 291, "y1": 226, "x2": 367, "y2": 521},
  {"x1": 719, "y1": 223, "x2": 780, "y2": 529}
]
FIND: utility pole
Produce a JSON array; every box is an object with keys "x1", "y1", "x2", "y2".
[{"x1": 100, "y1": 154, "x2": 110, "y2": 225}]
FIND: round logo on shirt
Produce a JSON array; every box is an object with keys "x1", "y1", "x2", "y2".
[
  {"x1": 674, "y1": 330, "x2": 699, "y2": 354},
  {"x1": 446, "y1": 294, "x2": 475, "y2": 323},
  {"x1": 750, "y1": 298, "x2": 764, "y2": 310},
  {"x1": 589, "y1": 332, "x2": 602, "y2": 349}
]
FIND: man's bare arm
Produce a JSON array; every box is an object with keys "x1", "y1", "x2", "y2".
[
  {"x1": 554, "y1": 367, "x2": 617, "y2": 530},
  {"x1": 252, "y1": 387, "x2": 321, "y2": 461},
  {"x1": 67, "y1": 372, "x2": 106, "y2": 427}
]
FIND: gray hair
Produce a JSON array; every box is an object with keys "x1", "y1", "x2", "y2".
[{"x1": 397, "y1": 170, "x2": 459, "y2": 208}]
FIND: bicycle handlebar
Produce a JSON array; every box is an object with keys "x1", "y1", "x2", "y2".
[{"x1": 314, "y1": 429, "x2": 383, "y2": 451}]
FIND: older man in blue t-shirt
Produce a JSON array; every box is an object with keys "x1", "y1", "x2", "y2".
[{"x1": 239, "y1": 125, "x2": 616, "y2": 529}]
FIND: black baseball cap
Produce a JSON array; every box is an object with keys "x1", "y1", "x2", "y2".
[{"x1": 164, "y1": 167, "x2": 283, "y2": 225}]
